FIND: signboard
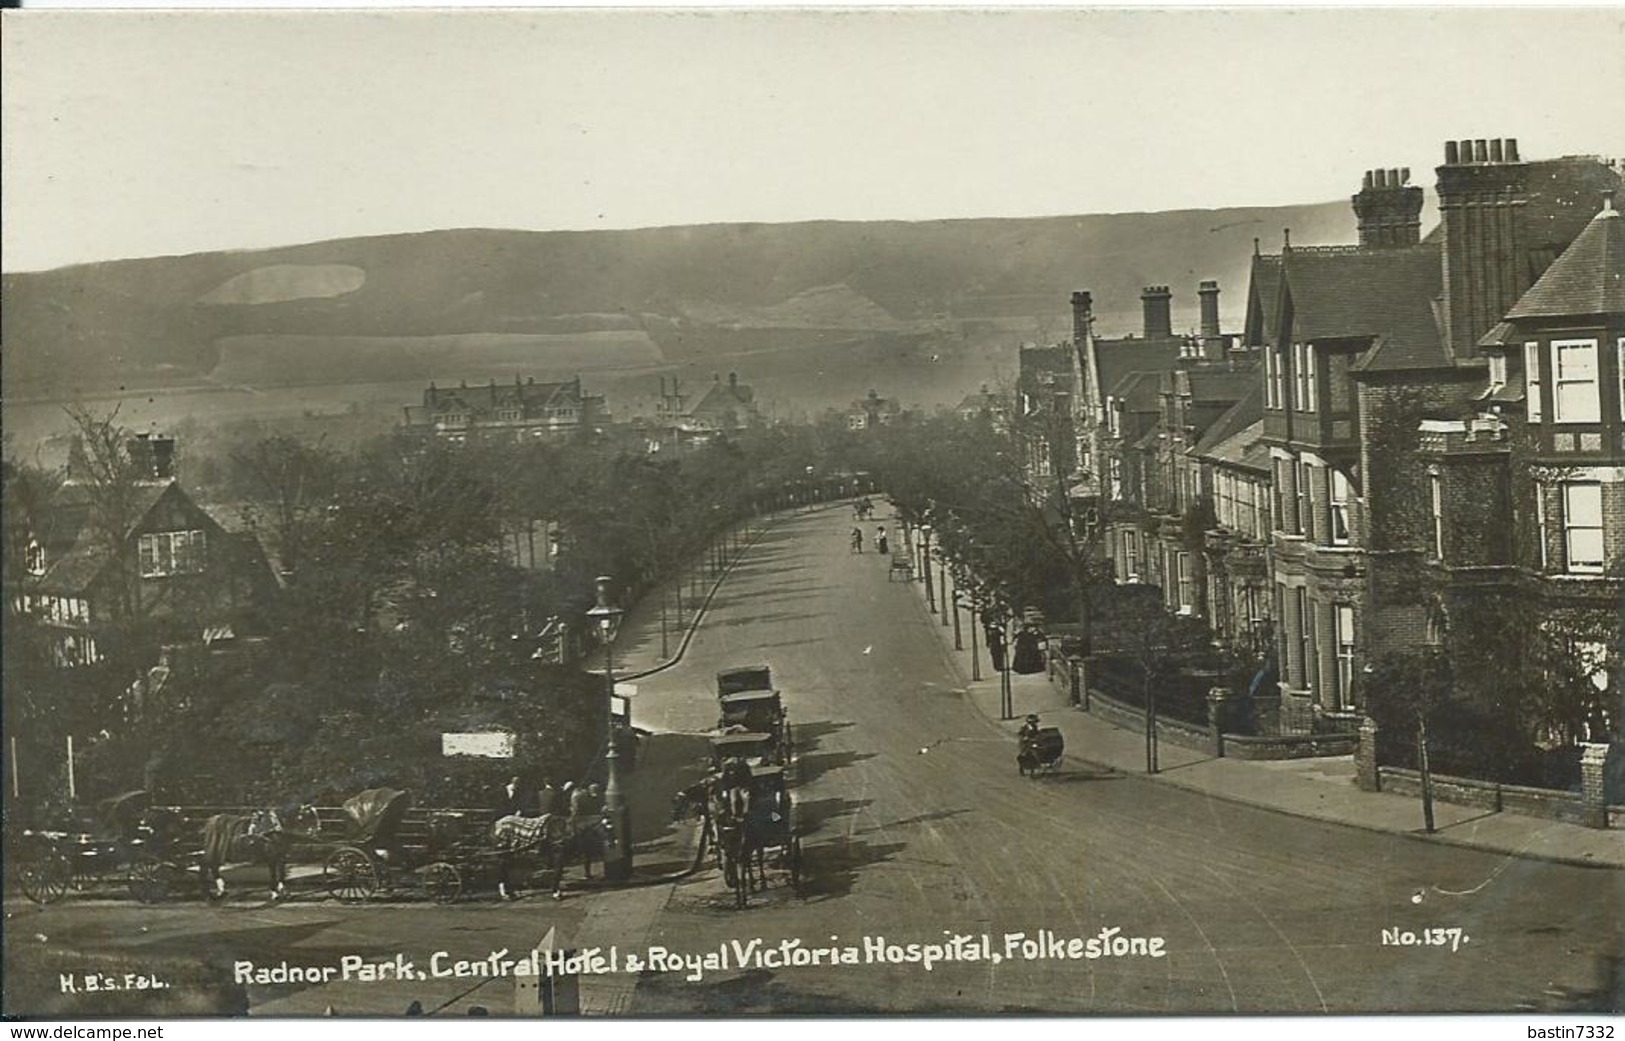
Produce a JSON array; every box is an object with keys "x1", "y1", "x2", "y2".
[
  {"x1": 441, "y1": 731, "x2": 516, "y2": 759},
  {"x1": 613, "y1": 682, "x2": 638, "y2": 697}
]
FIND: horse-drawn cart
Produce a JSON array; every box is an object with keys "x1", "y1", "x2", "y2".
[
  {"x1": 14, "y1": 791, "x2": 186, "y2": 905},
  {"x1": 713, "y1": 764, "x2": 802, "y2": 908},
  {"x1": 718, "y1": 691, "x2": 792, "y2": 763},
  {"x1": 321, "y1": 788, "x2": 416, "y2": 902}
]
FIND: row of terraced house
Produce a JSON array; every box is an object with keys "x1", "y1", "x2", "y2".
[{"x1": 1020, "y1": 135, "x2": 1624, "y2": 761}]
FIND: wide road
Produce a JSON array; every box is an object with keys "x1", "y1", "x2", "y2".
[
  {"x1": 626, "y1": 505, "x2": 1621, "y2": 1014},
  {"x1": 6, "y1": 504, "x2": 1618, "y2": 1017}
]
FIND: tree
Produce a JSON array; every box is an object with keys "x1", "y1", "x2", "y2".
[{"x1": 227, "y1": 434, "x2": 338, "y2": 578}]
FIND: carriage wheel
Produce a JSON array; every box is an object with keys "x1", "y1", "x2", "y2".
[
  {"x1": 21, "y1": 853, "x2": 72, "y2": 905},
  {"x1": 127, "y1": 855, "x2": 171, "y2": 904},
  {"x1": 325, "y1": 848, "x2": 378, "y2": 903},
  {"x1": 423, "y1": 862, "x2": 462, "y2": 905},
  {"x1": 788, "y1": 837, "x2": 803, "y2": 894}
]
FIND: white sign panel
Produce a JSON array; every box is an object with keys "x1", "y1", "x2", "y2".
[
  {"x1": 613, "y1": 683, "x2": 638, "y2": 697},
  {"x1": 441, "y1": 731, "x2": 516, "y2": 759}
]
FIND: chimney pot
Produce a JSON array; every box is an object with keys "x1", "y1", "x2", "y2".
[
  {"x1": 1363, "y1": 171, "x2": 1373, "y2": 189},
  {"x1": 1489, "y1": 139, "x2": 1503, "y2": 162},
  {"x1": 1474, "y1": 138, "x2": 1488, "y2": 162},
  {"x1": 1505, "y1": 138, "x2": 1519, "y2": 162},
  {"x1": 1445, "y1": 141, "x2": 1460, "y2": 164},
  {"x1": 1400, "y1": 167, "x2": 1410, "y2": 184}
]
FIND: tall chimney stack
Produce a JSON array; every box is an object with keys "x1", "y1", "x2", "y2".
[
  {"x1": 1352, "y1": 167, "x2": 1425, "y2": 248},
  {"x1": 1070, "y1": 290, "x2": 1093, "y2": 345},
  {"x1": 1197, "y1": 280, "x2": 1222, "y2": 337},
  {"x1": 1437, "y1": 135, "x2": 1530, "y2": 359},
  {"x1": 1140, "y1": 285, "x2": 1173, "y2": 340}
]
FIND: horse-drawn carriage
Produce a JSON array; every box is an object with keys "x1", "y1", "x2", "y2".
[
  {"x1": 715, "y1": 665, "x2": 791, "y2": 763},
  {"x1": 14, "y1": 791, "x2": 186, "y2": 905},
  {"x1": 1017, "y1": 727, "x2": 1065, "y2": 777},
  {"x1": 320, "y1": 787, "x2": 416, "y2": 902},
  {"x1": 712, "y1": 764, "x2": 802, "y2": 908}
]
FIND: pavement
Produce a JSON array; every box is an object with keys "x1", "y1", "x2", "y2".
[
  {"x1": 612, "y1": 499, "x2": 1624, "y2": 873},
  {"x1": 893, "y1": 537, "x2": 1625, "y2": 873}
]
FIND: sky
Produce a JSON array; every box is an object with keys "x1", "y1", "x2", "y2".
[{"x1": 4, "y1": 6, "x2": 1624, "y2": 272}]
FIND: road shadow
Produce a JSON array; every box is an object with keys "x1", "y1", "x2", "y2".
[
  {"x1": 880, "y1": 807, "x2": 971, "y2": 828},
  {"x1": 797, "y1": 835, "x2": 907, "y2": 902},
  {"x1": 792, "y1": 719, "x2": 855, "y2": 753},
  {"x1": 706, "y1": 610, "x2": 824, "y2": 630},
  {"x1": 796, "y1": 796, "x2": 873, "y2": 833},
  {"x1": 793, "y1": 749, "x2": 877, "y2": 785},
  {"x1": 1035, "y1": 767, "x2": 1125, "y2": 784}
]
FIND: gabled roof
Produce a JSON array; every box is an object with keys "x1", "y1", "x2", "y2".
[
  {"x1": 1190, "y1": 386, "x2": 1263, "y2": 458},
  {"x1": 1243, "y1": 253, "x2": 1284, "y2": 348},
  {"x1": 1106, "y1": 370, "x2": 1164, "y2": 412},
  {"x1": 1284, "y1": 243, "x2": 1443, "y2": 350},
  {"x1": 423, "y1": 377, "x2": 582, "y2": 413},
  {"x1": 1198, "y1": 419, "x2": 1269, "y2": 475},
  {"x1": 1093, "y1": 336, "x2": 1185, "y2": 403},
  {"x1": 34, "y1": 482, "x2": 180, "y2": 595},
  {"x1": 954, "y1": 390, "x2": 1001, "y2": 413},
  {"x1": 1504, "y1": 202, "x2": 1625, "y2": 320},
  {"x1": 689, "y1": 378, "x2": 756, "y2": 418}
]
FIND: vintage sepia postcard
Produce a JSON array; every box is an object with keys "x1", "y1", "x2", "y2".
[{"x1": 2, "y1": 5, "x2": 1622, "y2": 1027}]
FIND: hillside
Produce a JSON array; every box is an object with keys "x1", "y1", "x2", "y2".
[{"x1": 1, "y1": 202, "x2": 1356, "y2": 406}]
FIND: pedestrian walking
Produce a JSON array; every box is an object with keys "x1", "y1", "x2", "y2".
[
  {"x1": 851, "y1": 527, "x2": 864, "y2": 553},
  {"x1": 985, "y1": 621, "x2": 1007, "y2": 673},
  {"x1": 876, "y1": 525, "x2": 889, "y2": 556}
]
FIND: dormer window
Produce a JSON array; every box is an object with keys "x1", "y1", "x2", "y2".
[{"x1": 1486, "y1": 352, "x2": 1507, "y2": 390}]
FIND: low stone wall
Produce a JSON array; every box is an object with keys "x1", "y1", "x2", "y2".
[
  {"x1": 1223, "y1": 732, "x2": 1359, "y2": 760},
  {"x1": 1377, "y1": 767, "x2": 1601, "y2": 827},
  {"x1": 1078, "y1": 686, "x2": 1217, "y2": 754}
]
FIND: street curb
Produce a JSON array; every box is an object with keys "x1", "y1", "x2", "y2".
[
  {"x1": 618, "y1": 501, "x2": 851, "y2": 683},
  {"x1": 898, "y1": 539, "x2": 1625, "y2": 872}
]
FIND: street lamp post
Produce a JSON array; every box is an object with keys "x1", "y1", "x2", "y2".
[
  {"x1": 938, "y1": 553, "x2": 950, "y2": 629},
  {"x1": 949, "y1": 569, "x2": 964, "y2": 651},
  {"x1": 586, "y1": 575, "x2": 633, "y2": 881}
]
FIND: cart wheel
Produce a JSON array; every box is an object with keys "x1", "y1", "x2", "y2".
[
  {"x1": 325, "y1": 848, "x2": 378, "y2": 903},
  {"x1": 127, "y1": 856, "x2": 170, "y2": 904},
  {"x1": 423, "y1": 861, "x2": 462, "y2": 905},
  {"x1": 21, "y1": 853, "x2": 72, "y2": 905},
  {"x1": 788, "y1": 837, "x2": 803, "y2": 894}
]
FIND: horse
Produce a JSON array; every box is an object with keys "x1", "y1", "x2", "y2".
[
  {"x1": 198, "y1": 806, "x2": 319, "y2": 902},
  {"x1": 490, "y1": 812, "x2": 610, "y2": 900}
]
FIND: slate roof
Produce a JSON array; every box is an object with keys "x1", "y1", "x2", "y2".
[
  {"x1": 1197, "y1": 420, "x2": 1269, "y2": 475},
  {"x1": 33, "y1": 482, "x2": 177, "y2": 595},
  {"x1": 1504, "y1": 202, "x2": 1625, "y2": 319},
  {"x1": 1106, "y1": 370, "x2": 1164, "y2": 412},
  {"x1": 689, "y1": 378, "x2": 756, "y2": 418},
  {"x1": 1093, "y1": 336, "x2": 1185, "y2": 403},
  {"x1": 1183, "y1": 368, "x2": 1259, "y2": 404},
  {"x1": 406, "y1": 376, "x2": 585, "y2": 426},
  {"x1": 1189, "y1": 387, "x2": 1263, "y2": 458},
  {"x1": 1243, "y1": 253, "x2": 1284, "y2": 347}
]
